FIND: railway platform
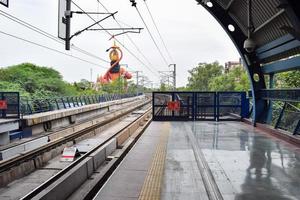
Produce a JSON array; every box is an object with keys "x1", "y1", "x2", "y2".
[{"x1": 94, "y1": 121, "x2": 300, "y2": 200}]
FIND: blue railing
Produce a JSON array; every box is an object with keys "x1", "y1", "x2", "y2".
[
  {"x1": 20, "y1": 93, "x2": 143, "y2": 116},
  {"x1": 249, "y1": 89, "x2": 300, "y2": 135}
]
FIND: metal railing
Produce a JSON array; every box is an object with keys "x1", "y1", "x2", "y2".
[
  {"x1": 152, "y1": 91, "x2": 249, "y2": 121},
  {"x1": 273, "y1": 102, "x2": 300, "y2": 135},
  {"x1": 258, "y1": 89, "x2": 300, "y2": 102},
  {"x1": 248, "y1": 89, "x2": 300, "y2": 135},
  {"x1": 20, "y1": 93, "x2": 143, "y2": 116},
  {"x1": 0, "y1": 92, "x2": 20, "y2": 119}
]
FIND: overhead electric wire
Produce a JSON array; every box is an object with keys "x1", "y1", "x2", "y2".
[
  {"x1": 71, "y1": 0, "x2": 159, "y2": 76},
  {"x1": 96, "y1": 0, "x2": 154, "y2": 67},
  {"x1": 0, "y1": 10, "x2": 109, "y2": 64},
  {"x1": 72, "y1": 0, "x2": 158, "y2": 76},
  {"x1": 0, "y1": 30, "x2": 107, "y2": 69},
  {"x1": 142, "y1": 0, "x2": 175, "y2": 64},
  {"x1": 131, "y1": 2, "x2": 169, "y2": 67}
]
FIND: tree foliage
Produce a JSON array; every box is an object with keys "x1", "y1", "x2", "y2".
[
  {"x1": 276, "y1": 70, "x2": 300, "y2": 88},
  {"x1": 0, "y1": 63, "x2": 152, "y2": 98},
  {"x1": 209, "y1": 66, "x2": 250, "y2": 91},
  {"x1": 187, "y1": 62, "x2": 223, "y2": 91},
  {"x1": 186, "y1": 62, "x2": 250, "y2": 91},
  {"x1": 0, "y1": 63, "x2": 70, "y2": 98},
  {"x1": 186, "y1": 61, "x2": 300, "y2": 92}
]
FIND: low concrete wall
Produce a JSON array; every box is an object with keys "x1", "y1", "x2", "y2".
[
  {"x1": 0, "y1": 119, "x2": 20, "y2": 145},
  {"x1": 0, "y1": 142, "x2": 72, "y2": 187},
  {"x1": 32, "y1": 139, "x2": 117, "y2": 200},
  {"x1": 0, "y1": 136, "x2": 48, "y2": 160},
  {"x1": 21, "y1": 96, "x2": 145, "y2": 136}
]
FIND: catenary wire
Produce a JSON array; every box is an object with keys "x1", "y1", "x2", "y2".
[
  {"x1": 0, "y1": 10, "x2": 109, "y2": 64},
  {"x1": 96, "y1": 0, "x2": 154, "y2": 67},
  {"x1": 71, "y1": 0, "x2": 160, "y2": 76},
  {"x1": 142, "y1": 0, "x2": 175, "y2": 64},
  {"x1": 131, "y1": 2, "x2": 169, "y2": 67},
  {"x1": 0, "y1": 30, "x2": 107, "y2": 69}
]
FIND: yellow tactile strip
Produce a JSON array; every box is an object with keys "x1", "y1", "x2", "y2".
[{"x1": 138, "y1": 123, "x2": 170, "y2": 200}]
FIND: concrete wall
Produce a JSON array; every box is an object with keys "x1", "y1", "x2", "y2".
[
  {"x1": 0, "y1": 119, "x2": 20, "y2": 145},
  {"x1": 0, "y1": 136, "x2": 48, "y2": 160},
  {"x1": 33, "y1": 139, "x2": 117, "y2": 200}
]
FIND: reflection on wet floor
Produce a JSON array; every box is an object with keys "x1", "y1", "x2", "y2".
[{"x1": 191, "y1": 122, "x2": 300, "y2": 200}]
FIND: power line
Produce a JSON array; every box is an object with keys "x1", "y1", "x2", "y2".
[
  {"x1": 130, "y1": 1, "x2": 169, "y2": 67},
  {"x1": 73, "y1": 0, "x2": 158, "y2": 76},
  {"x1": 143, "y1": 0, "x2": 175, "y2": 63},
  {"x1": 96, "y1": 0, "x2": 154, "y2": 68},
  {"x1": 0, "y1": 10, "x2": 109, "y2": 64},
  {"x1": 71, "y1": 0, "x2": 159, "y2": 76},
  {"x1": 0, "y1": 30, "x2": 107, "y2": 69}
]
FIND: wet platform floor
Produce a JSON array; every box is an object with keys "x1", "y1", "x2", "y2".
[{"x1": 95, "y1": 121, "x2": 300, "y2": 200}]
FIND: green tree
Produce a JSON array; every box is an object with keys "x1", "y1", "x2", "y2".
[
  {"x1": 209, "y1": 66, "x2": 250, "y2": 91},
  {"x1": 208, "y1": 75, "x2": 235, "y2": 91},
  {"x1": 101, "y1": 77, "x2": 127, "y2": 94},
  {"x1": 0, "y1": 81, "x2": 30, "y2": 97},
  {"x1": 160, "y1": 83, "x2": 167, "y2": 91},
  {"x1": 276, "y1": 70, "x2": 300, "y2": 88},
  {"x1": 74, "y1": 79, "x2": 92, "y2": 91},
  {"x1": 0, "y1": 63, "x2": 67, "y2": 97},
  {"x1": 187, "y1": 62, "x2": 223, "y2": 91}
]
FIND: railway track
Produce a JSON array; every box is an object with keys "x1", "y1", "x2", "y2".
[
  {"x1": 0, "y1": 98, "x2": 151, "y2": 189},
  {"x1": 19, "y1": 106, "x2": 152, "y2": 200}
]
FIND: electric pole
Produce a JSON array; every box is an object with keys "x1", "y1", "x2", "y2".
[
  {"x1": 131, "y1": 71, "x2": 142, "y2": 95},
  {"x1": 169, "y1": 64, "x2": 176, "y2": 90},
  {"x1": 159, "y1": 64, "x2": 176, "y2": 91}
]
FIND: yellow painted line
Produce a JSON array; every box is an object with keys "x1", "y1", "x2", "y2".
[{"x1": 138, "y1": 123, "x2": 170, "y2": 200}]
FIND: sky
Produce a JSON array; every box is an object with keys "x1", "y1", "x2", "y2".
[{"x1": 0, "y1": 0, "x2": 240, "y2": 87}]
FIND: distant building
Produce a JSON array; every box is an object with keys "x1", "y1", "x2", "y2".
[{"x1": 225, "y1": 58, "x2": 242, "y2": 73}]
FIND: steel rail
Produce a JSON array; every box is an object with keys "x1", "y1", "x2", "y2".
[{"x1": 0, "y1": 99, "x2": 151, "y2": 173}]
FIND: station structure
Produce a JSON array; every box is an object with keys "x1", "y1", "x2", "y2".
[{"x1": 0, "y1": 0, "x2": 300, "y2": 200}]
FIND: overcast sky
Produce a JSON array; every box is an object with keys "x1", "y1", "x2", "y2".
[{"x1": 0, "y1": 0, "x2": 239, "y2": 87}]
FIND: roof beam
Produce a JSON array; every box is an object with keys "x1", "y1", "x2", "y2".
[
  {"x1": 253, "y1": 9, "x2": 285, "y2": 34},
  {"x1": 225, "y1": 0, "x2": 236, "y2": 11},
  {"x1": 257, "y1": 39, "x2": 300, "y2": 60},
  {"x1": 256, "y1": 34, "x2": 295, "y2": 54},
  {"x1": 261, "y1": 56, "x2": 300, "y2": 74}
]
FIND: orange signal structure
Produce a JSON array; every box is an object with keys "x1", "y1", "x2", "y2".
[{"x1": 98, "y1": 41, "x2": 132, "y2": 84}]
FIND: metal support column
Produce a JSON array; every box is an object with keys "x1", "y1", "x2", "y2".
[
  {"x1": 266, "y1": 73, "x2": 275, "y2": 123},
  {"x1": 65, "y1": 0, "x2": 71, "y2": 50}
]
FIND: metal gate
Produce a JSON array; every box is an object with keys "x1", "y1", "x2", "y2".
[{"x1": 152, "y1": 91, "x2": 249, "y2": 121}]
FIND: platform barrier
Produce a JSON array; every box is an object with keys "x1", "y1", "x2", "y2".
[
  {"x1": 152, "y1": 91, "x2": 249, "y2": 121},
  {"x1": 0, "y1": 92, "x2": 20, "y2": 119}
]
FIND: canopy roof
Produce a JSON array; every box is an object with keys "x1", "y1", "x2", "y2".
[{"x1": 197, "y1": 0, "x2": 300, "y2": 63}]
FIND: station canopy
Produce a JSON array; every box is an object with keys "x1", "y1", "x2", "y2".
[{"x1": 197, "y1": 0, "x2": 300, "y2": 64}]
